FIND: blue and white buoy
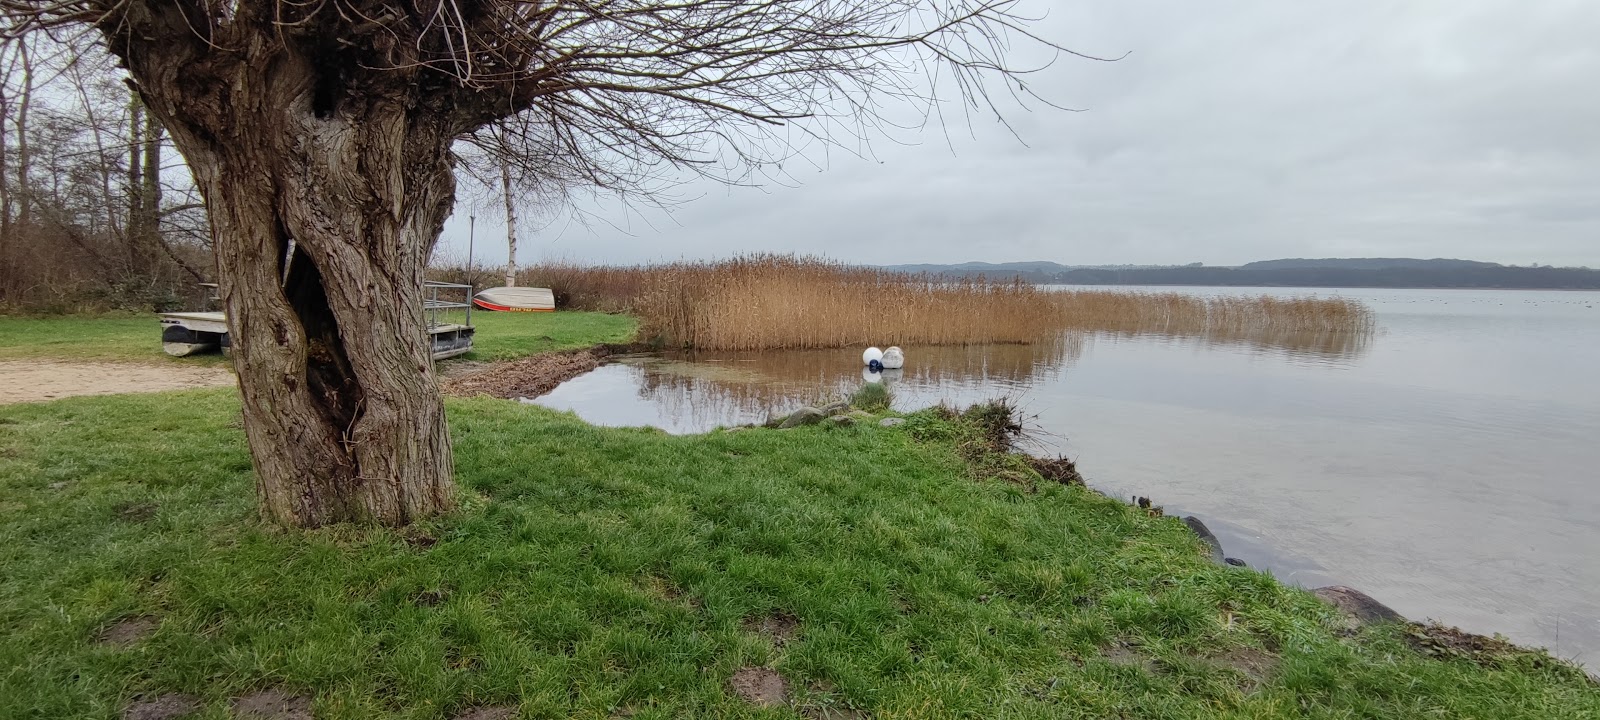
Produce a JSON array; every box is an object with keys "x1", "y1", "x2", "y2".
[{"x1": 863, "y1": 346, "x2": 884, "y2": 372}]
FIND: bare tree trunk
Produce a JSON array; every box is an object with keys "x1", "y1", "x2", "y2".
[
  {"x1": 500, "y1": 159, "x2": 518, "y2": 287},
  {"x1": 126, "y1": 93, "x2": 145, "y2": 272},
  {"x1": 134, "y1": 100, "x2": 163, "y2": 280},
  {"x1": 134, "y1": 60, "x2": 458, "y2": 527},
  {"x1": 14, "y1": 38, "x2": 32, "y2": 228},
  {"x1": 0, "y1": 81, "x2": 11, "y2": 275},
  {"x1": 141, "y1": 111, "x2": 162, "y2": 238}
]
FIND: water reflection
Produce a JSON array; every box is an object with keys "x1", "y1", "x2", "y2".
[
  {"x1": 546, "y1": 321, "x2": 1374, "y2": 435},
  {"x1": 618, "y1": 335, "x2": 1083, "y2": 429},
  {"x1": 1097, "y1": 325, "x2": 1374, "y2": 365}
]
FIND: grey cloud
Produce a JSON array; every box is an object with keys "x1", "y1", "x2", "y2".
[{"x1": 440, "y1": 0, "x2": 1600, "y2": 268}]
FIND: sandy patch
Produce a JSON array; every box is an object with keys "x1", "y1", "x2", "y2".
[
  {"x1": 95, "y1": 616, "x2": 159, "y2": 648},
  {"x1": 121, "y1": 694, "x2": 200, "y2": 720},
  {"x1": 451, "y1": 708, "x2": 517, "y2": 720},
  {"x1": 231, "y1": 689, "x2": 313, "y2": 720},
  {"x1": 728, "y1": 666, "x2": 789, "y2": 708},
  {"x1": 0, "y1": 360, "x2": 233, "y2": 405},
  {"x1": 743, "y1": 612, "x2": 801, "y2": 648}
]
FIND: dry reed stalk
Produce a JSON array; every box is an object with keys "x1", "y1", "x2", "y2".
[{"x1": 428, "y1": 255, "x2": 1376, "y2": 352}]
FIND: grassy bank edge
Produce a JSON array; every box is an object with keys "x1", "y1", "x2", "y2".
[{"x1": 0, "y1": 387, "x2": 1595, "y2": 719}]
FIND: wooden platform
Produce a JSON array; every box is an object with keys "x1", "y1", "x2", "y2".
[
  {"x1": 427, "y1": 323, "x2": 475, "y2": 360},
  {"x1": 159, "y1": 312, "x2": 475, "y2": 361},
  {"x1": 158, "y1": 312, "x2": 228, "y2": 357}
]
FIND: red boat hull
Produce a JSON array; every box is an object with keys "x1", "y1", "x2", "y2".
[{"x1": 472, "y1": 298, "x2": 554, "y2": 312}]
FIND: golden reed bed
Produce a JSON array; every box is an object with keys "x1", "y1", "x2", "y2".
[{"x1": 433, "y1": 255, "x2": 1375, "y2": 352}]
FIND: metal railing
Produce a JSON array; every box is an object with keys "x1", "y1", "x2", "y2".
[{"x1": 424, "y1": 281, "x2": 473, "y2": 329}]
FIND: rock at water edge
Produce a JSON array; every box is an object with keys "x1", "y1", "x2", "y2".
[
  {"x1": 1313, "y1": 586, "x2": 1404, "y2": 627},
  {"x1": 1181, "y1": 516, "x2": 1225, "y2": 564},
  {"x1": 779, "y1": 408, "x2": 826, "y2": 429}
]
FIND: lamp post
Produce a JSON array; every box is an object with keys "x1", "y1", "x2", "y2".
[{"x1": 466, "y1": 214, "x2": 476, "y2": 290}]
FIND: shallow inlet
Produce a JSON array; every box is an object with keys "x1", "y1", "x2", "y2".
[{"x1": 533, "y1": 287, "x2": 1600, "y2": 668}]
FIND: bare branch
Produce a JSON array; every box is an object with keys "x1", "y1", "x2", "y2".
[{"x1": 5, "y1": 0, "x2": 1108, "y2": 205}]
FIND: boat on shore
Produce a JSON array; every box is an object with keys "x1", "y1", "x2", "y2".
[{"x1": 473, "y1": 286, "x2": 556, "y2": 312}]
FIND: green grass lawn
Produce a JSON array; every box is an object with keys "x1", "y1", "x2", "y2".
[
  {"x1": 1, "y1": 390, "x2": 1594, "y2": 719},
  {"x1": 0, "y1": 314, "x2": 190, "y2": 364},
  {"x1": 0, "y1": 311, "x2": 634, "y2": 365},
  {"x1": 463, "y1": 311, "x2": 636, "y2": 361}
]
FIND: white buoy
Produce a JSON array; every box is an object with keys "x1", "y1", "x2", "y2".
[
  {"x1": 862, "y1": 346, "x2": 884, "y2": 366},
  {"x1": 881, "y1": 346, "x2": 905, "y2": 369}
]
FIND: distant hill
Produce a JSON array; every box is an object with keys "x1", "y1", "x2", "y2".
[
  {"x1": 880, "y1": 258, "x2": 1600, "y2": 290},
  {"x1": 883, "y1": 261, "x2": 1072, "y2": 276},
  {"x1": 1240, "y1": 258, "x2": 1503, "y2": 272},
  {"x1": 881, "y1": 261, "x2": 1174, "y2": 276},
  {"x1": 880, "y1": 261, "x2": 1192, "y2": 283}
]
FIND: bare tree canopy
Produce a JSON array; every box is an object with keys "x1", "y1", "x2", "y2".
[
  {"x1": 8, "y1": 1, "x2": 1075, "y2": 184},
  {"x1": 0, "y1": 0, "x2": 1085, "y2": 527},
  {"x1": 1, "y1": 37, "x2": 209, "y2": 309}
]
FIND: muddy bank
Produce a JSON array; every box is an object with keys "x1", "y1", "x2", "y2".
[
  {"x1": 442, "y1": 345, "x2": 629, "y2": 399},
  {"x1": 0, "y1": 360, "x2": 234, "y2": 404}
]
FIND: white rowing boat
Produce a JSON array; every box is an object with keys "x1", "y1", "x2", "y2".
[{"x1": 473, "y1": 286, "x2": 555, "y2": 312}]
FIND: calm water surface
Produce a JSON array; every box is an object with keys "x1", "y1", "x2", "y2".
[{"x1": 535, "y1": 287, "x2": 1600, "y2": 666}]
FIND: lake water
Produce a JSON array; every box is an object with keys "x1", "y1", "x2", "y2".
[{"x1": 534, "y1": 287, "x2": 1600, "y2": 666}]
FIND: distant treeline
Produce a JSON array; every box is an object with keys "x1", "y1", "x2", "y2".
[
  {"x1": 1051, "y1": 265, "x2": 1600, "y2": 289},
  {"x1": 888, "y1": 258, "x2": 1600, "y2": 290}
]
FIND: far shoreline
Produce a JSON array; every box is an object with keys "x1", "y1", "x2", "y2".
[{"x1": 1040, "y1": 283, "x2": 1600, "y2": 293}]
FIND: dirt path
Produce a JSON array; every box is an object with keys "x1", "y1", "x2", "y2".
[
  {"x1": 3, "y1": 345, "x2": 615, "y2": 405},
  {"x1": 0, "y1": 360, "x2": 234, "y2": 405}
]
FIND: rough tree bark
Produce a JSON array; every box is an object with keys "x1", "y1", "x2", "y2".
[{"x1": 112, "y1": 28, "x2": 458, "y2": 526}]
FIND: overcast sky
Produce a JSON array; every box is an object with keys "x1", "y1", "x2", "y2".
[{"x1": 436, "y1": 1, "x2": 1600, "y2": 269}]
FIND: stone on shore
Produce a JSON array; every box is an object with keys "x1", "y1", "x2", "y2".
[
  {"x1": 1181, "y1": 516, "x2": 1225, "y2": 564},
  {"x1": 1313, "y1": 585, "x2": 1404, "y2": 627},
  {"x1": 778, "y1": 407, "x2": 826, "y2": 429}
]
